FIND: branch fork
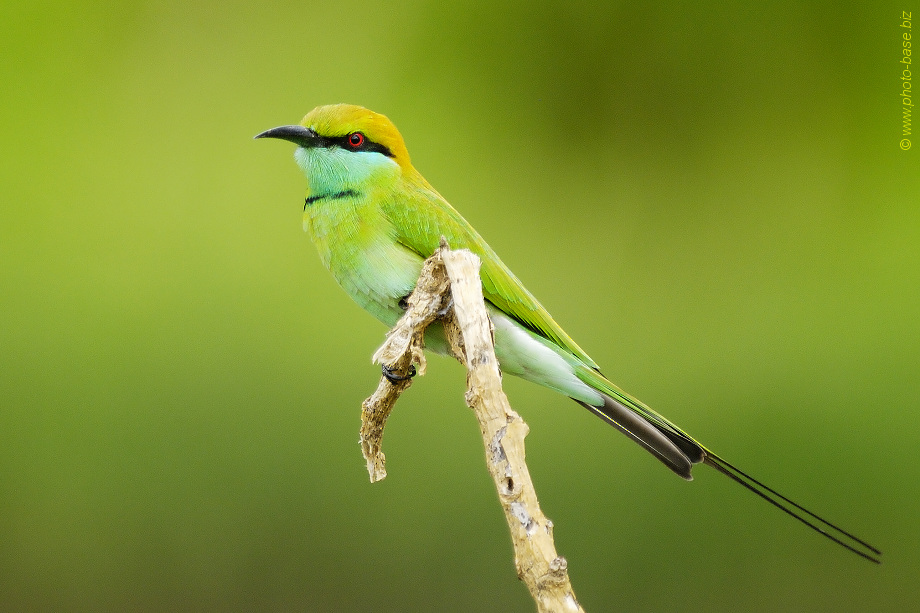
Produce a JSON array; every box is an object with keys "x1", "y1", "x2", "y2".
[{"x1": 359, "y1": 238, "x2": 585, "y2": 613}]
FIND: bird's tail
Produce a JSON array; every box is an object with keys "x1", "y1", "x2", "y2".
[
  {"x1": 573, "y1": 393, "x2": 702, "y2": 480},
  {"x1": 574, "y1": 365, "x2": 707, "y2": 480},
  {"x1": 574, "y1": 367, "x2": 882, "y2": 563}
]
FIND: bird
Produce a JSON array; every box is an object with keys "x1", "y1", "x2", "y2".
[{"x1": 255, "y1": 103, "x2": 880, "y2": 563}]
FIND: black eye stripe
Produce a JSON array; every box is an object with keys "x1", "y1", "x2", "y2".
[{"x1": 312, "y1": 132, "x2": 395, "y2": 158}]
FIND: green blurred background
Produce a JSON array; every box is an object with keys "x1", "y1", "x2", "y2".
[{"x1": 1, "y1": 1, "x2": 917, "y2": 611}]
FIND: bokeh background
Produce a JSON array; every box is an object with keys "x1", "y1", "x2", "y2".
[{"x1": 2, "y1": 1, "x2": 917, "y2": 611}]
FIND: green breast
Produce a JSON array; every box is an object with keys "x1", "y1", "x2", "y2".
[{"x1": 303, "y1": 195, "x2": 424, "y2": 327}]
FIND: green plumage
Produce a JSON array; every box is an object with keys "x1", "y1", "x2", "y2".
[{"x1": 379, "y1": 174, "x2": 598, "y2": 368}]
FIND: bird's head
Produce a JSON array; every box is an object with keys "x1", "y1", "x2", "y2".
[{"x1": 255, "y1": 104, "x2": 413, "y2": 198}]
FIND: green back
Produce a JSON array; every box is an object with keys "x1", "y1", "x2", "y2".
[{"x1": 380, "y1": 177, "x2": 598, "y2": 370}]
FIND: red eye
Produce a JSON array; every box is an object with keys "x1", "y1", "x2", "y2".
[{"x1": 348, "y1": 132, "x2": 364, "y2": 148}]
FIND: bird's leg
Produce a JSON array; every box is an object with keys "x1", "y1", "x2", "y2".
[{"x1": 381, "y1": 363, "x2": 416, "y2": 384}]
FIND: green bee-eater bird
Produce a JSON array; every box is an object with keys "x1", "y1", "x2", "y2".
[{"x1": 256, "y1": 103, "x2": 880, "y2": 563}]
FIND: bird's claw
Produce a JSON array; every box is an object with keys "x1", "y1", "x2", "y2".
[{"x1": 382, "y1": 363, "x2": 416, "y2": 384}]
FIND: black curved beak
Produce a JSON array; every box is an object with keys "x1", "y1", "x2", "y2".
[{"x1": 253, "y1": 125, "x2": 320, "y2": 148}]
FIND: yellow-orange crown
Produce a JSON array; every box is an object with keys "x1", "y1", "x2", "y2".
[{"x1": 301, "y1": 104, "x2": 412, "y2": 169}]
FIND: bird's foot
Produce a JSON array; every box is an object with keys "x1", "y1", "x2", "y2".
[{"x1": 382, "y1": 363, "x2": 416, "y2": 384}]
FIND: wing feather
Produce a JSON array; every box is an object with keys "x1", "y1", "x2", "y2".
[{"x1": 379, "y1": 183, "x2": 598, "y2": 369}]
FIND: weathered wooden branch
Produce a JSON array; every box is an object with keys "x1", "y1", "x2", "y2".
[
  {"x1": 359, "y1": 248, "x2": 453, "y2": 482},
  {"x1": 360, "y1": 239, "x2": 585, "y2": 613}
]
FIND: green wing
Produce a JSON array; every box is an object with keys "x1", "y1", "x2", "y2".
[{"x1": 380, "y1": 183, "x2": 598, "y2": 369}]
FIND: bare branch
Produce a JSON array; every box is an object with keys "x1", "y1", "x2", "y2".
[
  {"x1": 360, "y1": 249, "x2": 453, "y2": 482},
  {"x1": 360, "y1": 239, "x2": 585, "y2": 612}
]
